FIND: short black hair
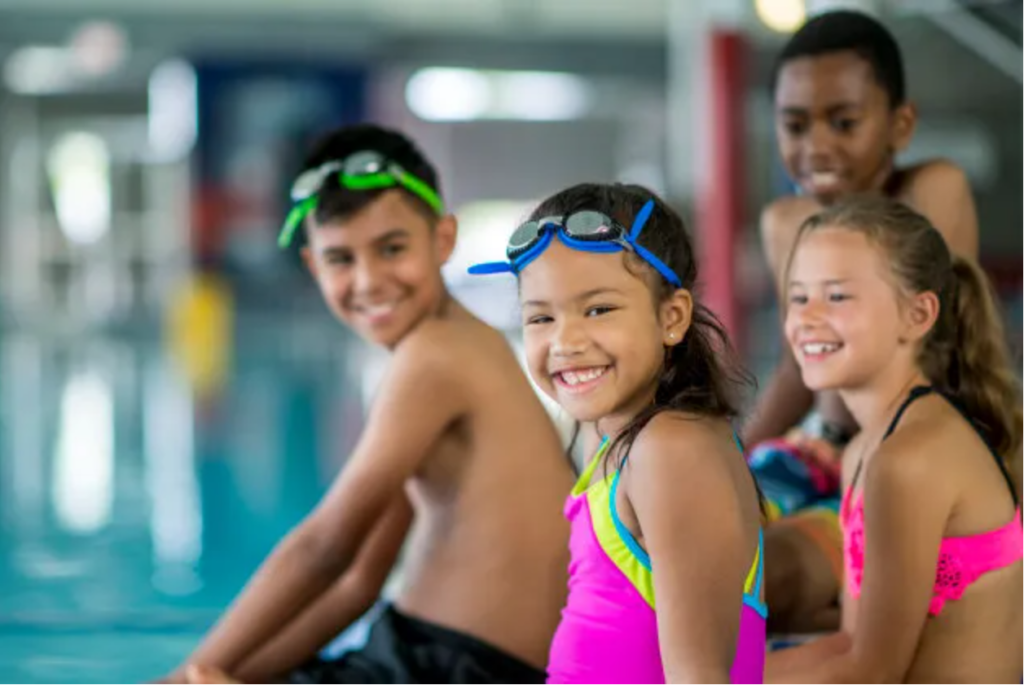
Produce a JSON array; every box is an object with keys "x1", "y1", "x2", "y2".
[
  {"x1": 299, "y1": 123, "x2": 442, "y2": 228},
  {"x1": 771, "y1": 10, "x2": 906, "y2": 107}
]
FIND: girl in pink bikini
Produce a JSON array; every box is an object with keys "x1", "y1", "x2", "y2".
[
  {"x1": 768, "y1": 197, "x2": 1022, "y2": 682},
  {"x1": 471, "y1": 183, "x2": 767, "y2": 683}
]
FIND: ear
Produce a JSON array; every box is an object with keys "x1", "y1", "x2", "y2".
[
  {"x1": 300, "y1": 246, "x2": 319, "y2": 280},
  {"x1": 901, "y1": 289, "x2": 940, "y2": 345},
  {"x1": 660, "y1": 289, "x2": 694, "y2": 347},
  {"x1": 434, "y1": 214, "x2": 458, "y2": 264},
  {"x1": 890, "y1": 101, "x2": 917, "y2": 153}
]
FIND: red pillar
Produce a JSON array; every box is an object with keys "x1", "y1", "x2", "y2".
[{"x1": 696, "y1": 29, "x2": 746, "y2": 349}]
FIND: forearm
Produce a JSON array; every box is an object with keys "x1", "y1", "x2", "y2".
[
  {"x1": 742, "y1": 349, "x2": 814, "y2": 448},
  {"x1": 234, "y1": 572, "x2": 379, "y2": 682},
  {"x1": 183, "y1": 531, "x2": 351, "y2": 676}
]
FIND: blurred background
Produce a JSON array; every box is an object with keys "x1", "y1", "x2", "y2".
[{"x1": 0, "y1": 0, "x2": 1019, "y2": 681}]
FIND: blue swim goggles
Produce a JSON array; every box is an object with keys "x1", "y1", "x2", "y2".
[{"x1": 468, "y1": 199, "x2": 682, "y2": 288}]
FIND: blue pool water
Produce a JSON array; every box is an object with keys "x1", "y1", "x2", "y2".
[{"x1": 0, "y1": 319, "x2": 372, "y2": 682}]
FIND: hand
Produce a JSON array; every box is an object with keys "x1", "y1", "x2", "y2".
[
  {"x1": 186, "y1": 665, "x2": 243, "y2": 684},
  {"x1": 784, "y1": 429, "x2": 841, "y2": 469}
]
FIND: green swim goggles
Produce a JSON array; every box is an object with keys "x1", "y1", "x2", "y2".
[{"x1": 277, "y1": 150, "x2": 445, "y2": 248}]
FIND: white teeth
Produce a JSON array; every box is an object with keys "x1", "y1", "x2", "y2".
[
  {"x1": 802, "y1": 342, "x2": 841, "y2": 355},
  {"x1": 559, "y1": 367, "x2": 607, "y2": 386},
  {"x1": 810, "y1": 172, "x2": 839, "y2": 186},
  {"x1": 363, "y1": 303, "x2": 396, "y2": 317}
]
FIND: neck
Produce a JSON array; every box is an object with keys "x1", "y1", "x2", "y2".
[
  {"x1": 595, "y1": 380, "x2": 660, "y2": 443},
  {"x1": 865, "y1": 151, "x2": 897, "y2": 196},
  {"x1": 839, "y1": 363, "x2": 930, "y2": 438}
]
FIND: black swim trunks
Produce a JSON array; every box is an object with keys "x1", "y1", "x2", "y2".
[{"x1": 289, "y1": 605, "x2": 546, "y2": 684}]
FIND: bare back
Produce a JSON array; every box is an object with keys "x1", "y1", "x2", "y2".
[{"x1": 395, "y1": 304, "x2": 574, "y2": 669}]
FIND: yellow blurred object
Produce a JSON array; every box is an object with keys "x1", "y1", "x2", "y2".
[
  {"x1": 166, "y1": 271, "x2": 234, "y2": 400},
  {"x1": 755, "y1": 0, "x2": 806, "y2": 33}
]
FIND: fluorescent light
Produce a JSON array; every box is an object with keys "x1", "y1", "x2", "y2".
[
  {"x1": 406, "y1": 67, "x2": 591, "y2": 122},
  {"x1": 4, "y1": 46, "x2": 74, "y2": 95},
  {"x1": 69, "y1": 20, "x2": 128, "y2": 77},
  {"x1": 755, "y1": 0, "x2": 807, "y2": 33},
  {"x1": 148, "y1": 59, "x2": 198, "y2": 162},
  {"x1": 53, "y1": 371, "x2": 114, "y2": 535},
  {"x1": 144, "y1": 361, "x2": 202, "y2": 595},
  {"x1": 406, "y1": 68, "x2": 491, "y2": 121},
  {"x1": 493, "y1": 71, "x2": 591, "y2": 121},
  {"x1": 46, "y1": 132, "x2": 112, "y2": 245}
]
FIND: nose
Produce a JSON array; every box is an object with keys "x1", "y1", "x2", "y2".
[
  {"x1": 551, "y1": 316, "x2": 588, "y2": 358},
  {"x1": 790, "y1": 296, "x2": 827, "y2": 331},
  {"x1": 806, "y1": 122, "x2": 837, "y2": 167},
  {"x1": 352, "y1": 257, "x2": 384, "y2": 297}
]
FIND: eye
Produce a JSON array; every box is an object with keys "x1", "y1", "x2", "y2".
[
  {"x1": 782, "y1": 119, "x2": 807, "y2": 136},
  {"x1": 828, "y1": 292, "x2": 850, "y2": 302},
  {"x1": 788, "y1": 293, "x2": 808, "y2": 305},
  {"x1": 525, "y1": 314, "x2": 553, "y2": 326},
  {"x1": 832, "y1": 117, "x2": 858, "y2": 134},
  {"x1": 585, "y1": 305, "x2": 616, "y2": 318},
  {"x1": 380, "y1": 242, "x2": 407, "y2": 258},
  {"x1": 326, "y1": 252, "x2": 354, "y2": 266}
]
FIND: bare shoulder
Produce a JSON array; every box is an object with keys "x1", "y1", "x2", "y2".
[
  {"x1": 628, "y1": 412, "x2": 737, "y2": 481},
  {"x1": 760, "y1": 195, "x2": 821, "y2": 277},
  {"x1": 903, "y1": 158, "x2": 971, "y2": 197},
  {"x1": 898, "y1": 159, "x2": 978, "y2": 258},
  {"x1": 866, "y1": 396, "x2": 962, "y2": 499},
  {"x1": 395, "y1": 314, "x2": 503, "y2": 366},
  {"x1": 760, "y1": 195, "x2": 820, "y2": 239}
]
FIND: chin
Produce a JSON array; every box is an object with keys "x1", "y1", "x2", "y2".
[
  {"x1": 799, "y1": 370, "x2": 846, "y2": 393},
  {"x1": 554, "y1": 396, "x2": 609, "y2": 425}
]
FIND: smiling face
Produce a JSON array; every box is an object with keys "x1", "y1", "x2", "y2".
[
  {"x1": 518, "y1": 240, "x2": 687, "y2": 431},
  {"x1": 774, "y1": 50, "x2": 915, "y2": 204},
  {"x1": 785, "y1": 226, "x2": 913, "y2": 391},
  {"x1": 301, "y1": 190, "x2": 455, "y2": 349}
]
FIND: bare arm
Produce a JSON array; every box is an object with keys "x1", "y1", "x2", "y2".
[
  {"x1": 234, "y1": 494, "x2": 414, "y2": 682},
  {"x1": 628, "y1": 417, "x2": 754, "y2": 682},
  {"x1": 172, "y1": 328, "x2": 466, "y2": 677},
  {"x1": 742, "y1": 345, "x2": 814, "y2": 447},
  {"x1": 911, "y1": 160, "x2": 979, "y2": 259},
  {"x1": 766, "y1": 431, "x2": 951, "y2": 682},
  {"x1": 742, "y1": 202, "x2": 817, "y2": 446}
]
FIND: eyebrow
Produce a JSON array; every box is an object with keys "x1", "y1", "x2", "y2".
[
  {"x1": 522, "y1": 287, "x2": 624, "y2": 308},
  {"x1": 318, "y1": 228, "x2": 409, "y2": 255},
  {"x1": 789, "y1": 278, "x2": 852, "y2": 287},
  {"x1": 373, "y1": 228, "x2": 410, "y2": 244},
  {"x1": 778, "y1": 103, "x2": 861, "y2": 116}
]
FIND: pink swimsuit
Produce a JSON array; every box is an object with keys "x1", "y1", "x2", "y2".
[
  {"x1": 547, "y1": 437, "x2": 766, "y2": 684},
  {"x1": 842, "y1": 386, "x2": 1023, "y2": 615}
]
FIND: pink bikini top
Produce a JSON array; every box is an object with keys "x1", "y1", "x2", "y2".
[{"x1": 841, "y1": 386, "x2": 1023, "y2": 616}]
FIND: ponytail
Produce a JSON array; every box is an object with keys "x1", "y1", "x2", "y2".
[
  {"x1": 799, "y1": 198, "x2": 1022, "y2": 477},
  {"x1": 941, "y1": 256, "x2": 1022, "y2": 464}
]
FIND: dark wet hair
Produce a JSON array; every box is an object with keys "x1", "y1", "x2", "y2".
[
  {"x1": 300, "y1": 123, "x2": 441, "y2": 231},
  {"x1": 771, "y1": 10, "x2": 906, "y2": 107},
  {"x1": 529, "y1": 183, "x2": 756, "y2": 468}
]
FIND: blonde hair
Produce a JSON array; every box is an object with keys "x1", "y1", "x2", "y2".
[{"x1": 792, "y1": 196, "x2": 1022, "y2": 466}]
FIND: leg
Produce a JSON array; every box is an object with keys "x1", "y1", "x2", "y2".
[{"x1": 764, "y1": 506, "x2": 843, "y2": 634}]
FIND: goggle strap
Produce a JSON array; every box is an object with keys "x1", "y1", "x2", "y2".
[
  {"x1": 467, "y1": 261, "x2": 515, "y2": 275},
  {"x1": 632, "y1": 243, "x2": 683, "y2": 288},
  {"x1": 397, "y1": 171, "x2": 445, "y2": 214},
  {"x1": 342, "y1": 172, "x2": 397, "y2": 190},
  {"x1": 278, "y1": 196, "x2": 318, "y2": 249},
  {"x1": 629, "y1": 199, "x2": 656, "y2": 241}
]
